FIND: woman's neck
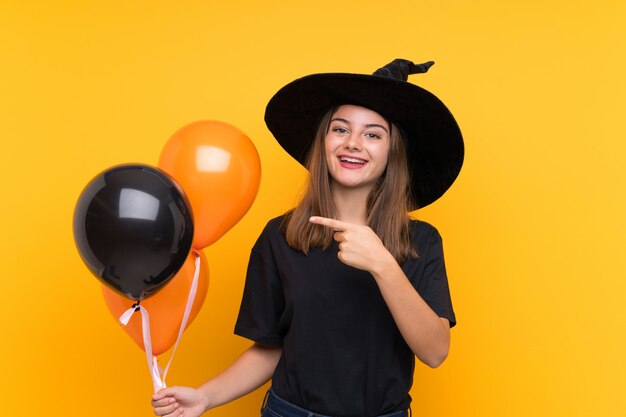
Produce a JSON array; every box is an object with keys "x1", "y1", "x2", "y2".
[{"x1": 330, "y1": 183, "x2": 371, "y2": 225}]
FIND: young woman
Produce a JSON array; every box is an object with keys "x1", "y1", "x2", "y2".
[{"x1": 151, "y1": 58, "x2": 463, "y2": 417}]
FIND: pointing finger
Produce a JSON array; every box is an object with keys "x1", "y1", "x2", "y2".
[{"x1": 309, "y1": 216, "x2": 348, "y2": 231}]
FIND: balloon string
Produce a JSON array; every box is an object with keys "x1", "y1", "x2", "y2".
[
  {"x1": 162, "y1": 252, "x2": 200, "y2": 383},
  {"x1": 119, "y1": 303, "x2": 165, "y2": 393},
  {"x1": 117, "y1": 253, "x2": 200, "y2": 393}
]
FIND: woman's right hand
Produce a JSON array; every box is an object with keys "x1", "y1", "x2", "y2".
[
  {"x1": 151, "y1": 386, "x2": 209, "y2": 417},
  {"x1": 150, "y1": 343, "x2": 281, "y2": 416}
]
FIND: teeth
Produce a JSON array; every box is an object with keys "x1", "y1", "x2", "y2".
[{"x1": 340, "y1": 157, "x2": 365, "y2": 164}]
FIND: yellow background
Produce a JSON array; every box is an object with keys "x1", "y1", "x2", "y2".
[{"x1": 1, "y1": 1, "x2": 625, "y2": 416}]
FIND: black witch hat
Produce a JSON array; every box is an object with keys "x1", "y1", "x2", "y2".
[{"x1": 264, "y1": 58, "x2": 464, "y2": 209}]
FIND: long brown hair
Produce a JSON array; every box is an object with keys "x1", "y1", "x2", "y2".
[{"x1": 281, "y1": 107, "x2": 418, "y2": 264}]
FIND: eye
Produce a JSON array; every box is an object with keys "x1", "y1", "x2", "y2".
[
  {"x1": 365, "y1": 132, "x2": 382, "y2": 139},
  {"x1": 332, "y1": 127, "x2": 349, "y2": 134}
]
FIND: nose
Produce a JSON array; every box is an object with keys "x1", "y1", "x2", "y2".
[{"x1": 344, "y1": 132, "x2": 362, "y2": 151}]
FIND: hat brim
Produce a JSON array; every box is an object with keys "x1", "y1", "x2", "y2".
[{"x1": 264, "y1": 73, "x2": 464, "y2": 209}]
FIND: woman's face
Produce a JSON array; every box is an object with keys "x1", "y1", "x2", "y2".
[{"x1": 324, "y1": 104, "x2": 391, "y2": 192}]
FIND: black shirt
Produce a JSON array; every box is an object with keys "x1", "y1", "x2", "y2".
[{"x1": 235, "y1": 216, "x2": 456, "y2": 417}]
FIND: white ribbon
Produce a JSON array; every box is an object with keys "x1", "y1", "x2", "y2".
[
  {"x1": 119, "y1": 253, "x2": 201, "y2": 393},
  {"x1": 162, "y1": 254, "x2": 201, "y2": 382}
]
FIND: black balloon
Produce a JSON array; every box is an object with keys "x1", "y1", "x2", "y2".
[{"x1": 73, "y1": 164, "x2": 194, "y2": 301}]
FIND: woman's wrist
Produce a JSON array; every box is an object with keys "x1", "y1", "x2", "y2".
[
  {"x1": 197, "y1": 381, "x2": 217, "y2": 412},
  {"x1": 370, "y1": 251, "x2": 400, "y2": 281}
]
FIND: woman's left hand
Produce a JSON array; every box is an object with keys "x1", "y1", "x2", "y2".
[{"x1": 309, "y1": 216, "x2": 395, "y2": 274}]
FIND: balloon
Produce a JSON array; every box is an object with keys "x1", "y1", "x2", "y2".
[
  {"x1": 73, "y1": 164, "x2": 194, "y2": 300},
  {"x1": 159, "y1": 120, "x2": 261, "y2": 249},
  {"x1": 102, "y1": 251, "x2": 209, "y2": 355}
]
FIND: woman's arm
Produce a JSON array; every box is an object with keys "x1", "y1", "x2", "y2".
[
  {"x1": 369, "y1": 258, "x2": 450, "y2": 368},
  {"x1": 309, "y1": 216, "x2": 450, "y2": 368},
  {"x1": 151, "y1": 343, "x2": 282, "y2": 416}
]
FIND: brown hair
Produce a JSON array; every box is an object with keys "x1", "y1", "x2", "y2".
[{"x1": 281, "y1": 107, "x2": 418, "y2": 264}]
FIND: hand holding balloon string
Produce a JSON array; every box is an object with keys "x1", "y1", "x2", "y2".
[{"x1": 152, "y1": 386, "x2": 207, "y2": 417}]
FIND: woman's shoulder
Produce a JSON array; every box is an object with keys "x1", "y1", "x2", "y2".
[
  {"x1": 251, "y1": 213, "x2": 302, "y2": 266},
  {"x1": 408, "y1": 218, "x2": 442, "y2": 246},
  {"x1": 252, "y1": 213, "x2": 288, "y2": 247},
  {"x1": 262, "y1": 214, "x2": 287, "y2": 234},
  {"x1": 408, "y1": 217, "x2": 438, "y2": 232}
]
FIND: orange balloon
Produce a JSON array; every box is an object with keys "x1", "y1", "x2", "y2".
[
  {"x1": 102, "y1": 251, "x2": 209, "y2": 355},
  {"x1": 159, "y1": 121, "x2": 261, "y2": 249}
]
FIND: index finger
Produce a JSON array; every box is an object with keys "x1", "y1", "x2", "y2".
[
  {"x1": 152, "y1": 387, "x2": 177, "y2": 400},
  {"x1": 152, "y1": 397, "x2": 176, "y2": 408},
  {"x1": 309, "y1": 216, "x2": 348, "y2": 231}
]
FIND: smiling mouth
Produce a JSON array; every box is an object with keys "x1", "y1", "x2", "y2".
[{"x1": 339, "y1": 156, "x2": 367, "y2": 165}]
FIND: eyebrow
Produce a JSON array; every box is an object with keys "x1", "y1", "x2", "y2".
[{"x1": 330, "y1": 118, "x2": 389, "y2": 133}]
